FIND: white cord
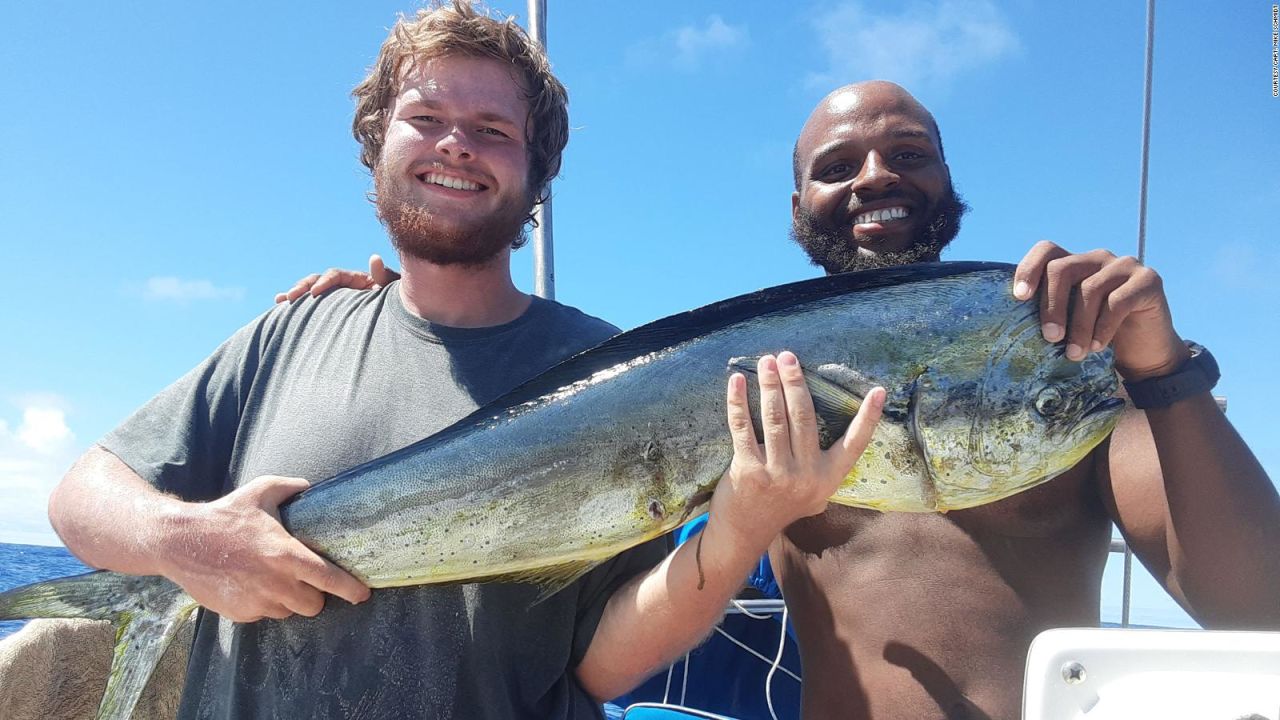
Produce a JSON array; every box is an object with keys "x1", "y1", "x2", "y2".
[
  {"x1": 661, "y1": 660, "x2": 675, "y2": 704},
  {"x1": 709, "y1": 625, "x2": 802, "y2": 683},
  {"x1": 679, "y1": 650, "x2": 690, "y2": 706},
  {"x1": 764, "y1": 603, "x2": 789, "y2": 720},
  {"x1": 729, "y1": 598, "x2": 774, "y2": 620}
]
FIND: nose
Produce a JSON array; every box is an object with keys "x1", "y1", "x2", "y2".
[
  {"x1": 435, "y1": 126, "x2": 472, "y2": 160},
  {"x1": 851, "y1": 150, "x2": 898, "y2": 194}
]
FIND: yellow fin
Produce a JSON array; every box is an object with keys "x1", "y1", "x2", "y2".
[
  {"x1": 729, "y1": 356, "x2": 866, "y2": 449},
  {"x1": 470, "y1": 559, "x2": 604, "y2": 604}
]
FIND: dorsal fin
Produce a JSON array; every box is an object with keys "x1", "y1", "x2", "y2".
[{"x1": 288, "y1": 261, "x2": 1012, "y2": 507}]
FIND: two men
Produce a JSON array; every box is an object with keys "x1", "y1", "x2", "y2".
[
  {"x1": 41, "y1": 4, "x2": 883, "y2": 718},
  {"x1": 305, "y1": 80, "x2": 1280, "y2": 719}
]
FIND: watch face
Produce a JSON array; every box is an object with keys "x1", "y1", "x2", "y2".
[{"x1": 1186, "y1": 342, "x2": 1220, "y2": 383}]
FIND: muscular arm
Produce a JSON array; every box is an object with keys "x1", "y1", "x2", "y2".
[
  {"x1": 49, "y1": 446, "x2": 370, "y2": 622},
  {"x1": 1103, "y1": 394, "x2": 1280, "y2": 628},
  {"x1": 575, "y1": 352, "x2": 885, "y2": 700},
  {"x1": 1014, "y1": 241, "x2": 1280, "y2": 629}
]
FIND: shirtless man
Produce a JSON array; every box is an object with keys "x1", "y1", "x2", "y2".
[
  {"x1": 297, "y1": 80, "x2": 1280, "y2": 719},
  {"x1": 772, "y1": 80, "x2": 1280, "y2": 719}
]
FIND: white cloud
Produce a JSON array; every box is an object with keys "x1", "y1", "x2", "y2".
[
  {"x1": 15, "y1": 407, "x2": 73, "y2": 454},
  {"x1": 807, "y1": 0, "x2": 1019, "y2": 90},
  {"x1": 0, "y1": 400, "x2": 79, "y2": 546},
  {"x1": 627, "y1": 15, "x2": 748, "y2": 71},
  {"x1": 143, "y1": 276, "x2": 245, "y2": 303}
]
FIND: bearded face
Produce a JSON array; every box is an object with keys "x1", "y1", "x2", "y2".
[
  {"x1": 374, "y1": 160, "x2": 530, "y2": 268},
  {"x1": 791, "y1": 187, "x2": 969, "y2": 274},
  {"x1": 373, "y1": 55, "x2": 536, "y2": 268}
]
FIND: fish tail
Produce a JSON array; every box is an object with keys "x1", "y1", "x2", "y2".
[{"x1": 0, "y1": 571, "x2": 197, "y2": 720}]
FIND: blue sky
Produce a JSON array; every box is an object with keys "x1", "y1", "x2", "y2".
[{"x1": 1, "y1": 1, "x2": 1275, "y2": 629}]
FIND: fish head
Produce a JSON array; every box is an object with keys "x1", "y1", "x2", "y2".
[{"x1": 914, "y1": 305, "x2": 1124, "y2": 509}]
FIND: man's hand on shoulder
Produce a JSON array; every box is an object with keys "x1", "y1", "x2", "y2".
[
  {"x1": 1013, "y1": 240, "x2": 1189, "y2": 381},
  {"x1": 274, "y1": 254, "x2": 402, "y2": 304},
  {"x1": 159, "y1": 475, "x2": 371, "y2": 622},
  {"x1": 709, "y1": 351, "x2": 884, "y2": 554}
]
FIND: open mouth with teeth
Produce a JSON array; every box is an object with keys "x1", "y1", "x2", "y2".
[
  {"x1": 853, "y1": 206, "x2": 910, "y2": 225},
  {"x1": 417, "y1": 172, "x2": 487, "y2": 192}
]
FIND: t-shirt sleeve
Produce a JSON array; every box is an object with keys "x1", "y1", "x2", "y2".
[
  {"x1": 568, "y1": 534, "x2": 671, "y2": 668},
  {"x1": 99, "y1": 308, "x2": 282, "y2": 502}
]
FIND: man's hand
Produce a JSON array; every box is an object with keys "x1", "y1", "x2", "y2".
[
  {"x1": 576, "y1": 353, "x2": 883, "y2": 699},
  {"x1": 274, "y1": 254, "x2": 401, "y2": 304},
  {"x1": 159, "y1": 475, "x2": 371, "y2": 622},
  {"x1": 1013, "y1": 241, "x2": 1189, "y2": 381},
  {"x1": 710, "y1": 351, "x2": 884, "y2": 552}
]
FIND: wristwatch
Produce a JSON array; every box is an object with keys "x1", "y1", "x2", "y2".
[{"x1": 1122, "y1": 341, "x2": 1219, "y2": 410}]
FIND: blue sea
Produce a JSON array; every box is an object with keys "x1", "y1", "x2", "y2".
[{"x1": 0, "y1": 542, "x2": 91, "y2": 640}]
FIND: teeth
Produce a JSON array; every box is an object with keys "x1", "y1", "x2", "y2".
[
  {"x1": 854, "y1": 206, "x2": 909, "y2": 224},
  {"x1": 422, "y1": 173, "x2": 481, "y2": 191}
]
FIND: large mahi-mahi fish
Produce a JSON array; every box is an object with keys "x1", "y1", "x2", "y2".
[{"x1": 0, "y1": 262, "x2": 1124, "y2": 719}]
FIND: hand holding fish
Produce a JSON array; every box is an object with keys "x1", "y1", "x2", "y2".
[
  {"x1": 711, "y1": 351, "x2": 886, "y2": 553},
  {"x1": 1013, "y1": 240, "x2": 1190, "y2": 380},
  {"x1": 159, "y1": 475, "x2": 370, "y2": 623}
]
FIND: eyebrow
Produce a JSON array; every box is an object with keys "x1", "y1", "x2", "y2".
[
  {"x1": 889, "y1": 128, "x2": 934, "y2": 142},
  {"x1": 806, "y1": 129, "x2": 937, "y2": 170},
  {"x1": 397, "y1": 97, "x2": 521, "y2": 128}
]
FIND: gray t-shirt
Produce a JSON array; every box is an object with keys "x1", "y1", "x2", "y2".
[{"x1": 101, "y1": 283, "x2": 665, "y2": 720}]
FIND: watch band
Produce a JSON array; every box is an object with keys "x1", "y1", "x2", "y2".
[{"x1": 1122, "y1": 341, "x2": 1220, "y2": 410}]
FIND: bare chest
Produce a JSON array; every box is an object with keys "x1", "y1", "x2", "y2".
[{"x1": 785, "y1": 461, "x2": 1105, "y2": 556}]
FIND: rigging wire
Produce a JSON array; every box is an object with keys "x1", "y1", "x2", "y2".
[
  {"x1": 1136, "y1": 0, "x2": 1156, "y2": 265},
  {"x1": 1122, "y1": 0, "x2": 1157, "y2": 627}
]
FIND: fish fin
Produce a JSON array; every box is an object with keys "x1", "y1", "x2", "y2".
[
  {"x1": 472, "y1": 559, "x2": 604, "y2": 604},
  {"x1": 0, "y1": 571, "x2": 196, "y2": 720},
  {"x1": 729, "y1": 356, "x2": 867, "y2": 449}
]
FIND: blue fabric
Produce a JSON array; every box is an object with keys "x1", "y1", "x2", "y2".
[
  {"x1": 606, "y1": 613, "x2": 801, "y2": 720},
  {"x1": 607, "y1": 516, "x2": 801, "y2": 720}
]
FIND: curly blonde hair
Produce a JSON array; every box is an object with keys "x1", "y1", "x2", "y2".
[{"x1": 352, "y1": 1, "x2": 568, "y2": 228}]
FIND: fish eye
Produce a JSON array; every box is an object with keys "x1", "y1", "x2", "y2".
[{"x1": 1034, "y1": 386, "x2": 1065, "y2": 417}]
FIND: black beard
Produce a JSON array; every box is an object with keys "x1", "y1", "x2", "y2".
[
  {"x1": 790, "y1": 189, "x2": 970, "y2": 274},
  {"x1": 374, "y1": 164, "x2": 529, "y2": 268}
]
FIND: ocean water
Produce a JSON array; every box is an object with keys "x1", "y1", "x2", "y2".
[{"x1": 0, "y1": 542, "x2": 90, "y2": 640}]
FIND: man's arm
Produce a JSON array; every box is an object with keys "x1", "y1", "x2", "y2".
[
  {"x1": 575, "y1": 352, "x2": 885, "y2": 700},
  {"x1": 1104, "y1": 394, "x2": 1280, "y2": 627},
  {"x1": 49, "y1": 446, "x2": 370, "y2": 622},
  {"x1": 1015, "y1": 242, "x2": 1280, "y2": 628}
]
